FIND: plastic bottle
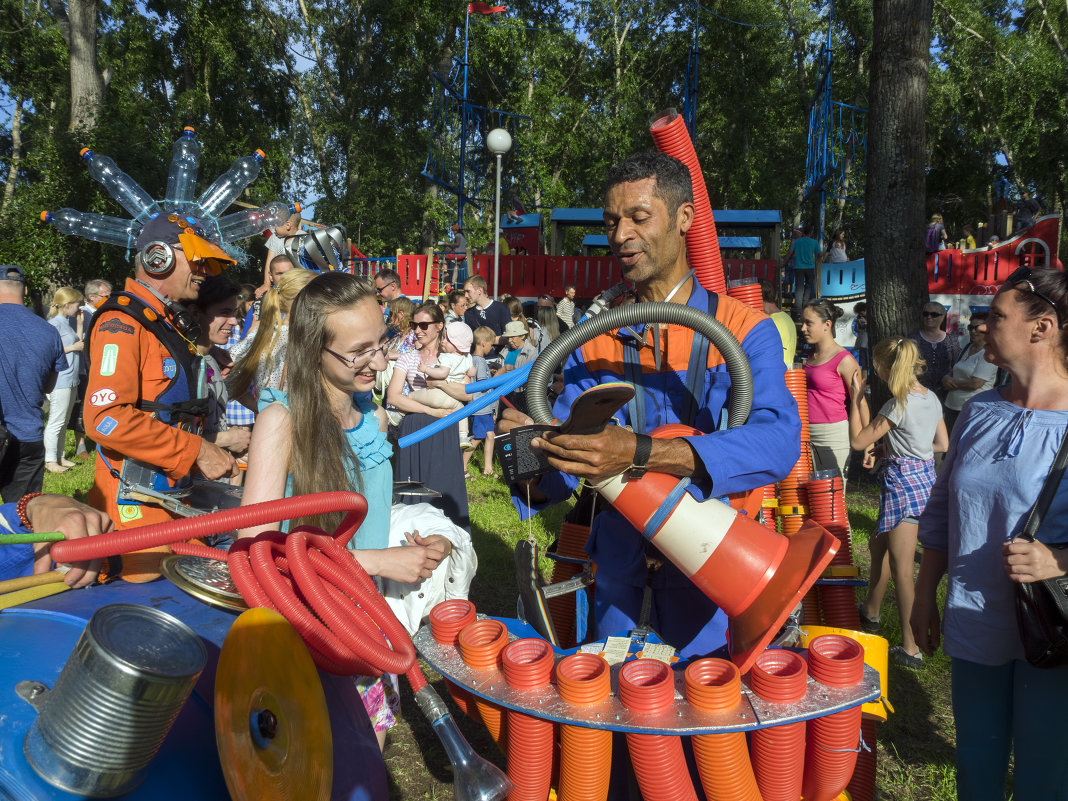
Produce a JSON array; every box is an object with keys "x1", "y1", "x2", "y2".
[
  {"x1": 216, "y1": 201, "x2": 300, "y2": 243},
  {"x1": 165, "y1": 127, "x2": 201, "y2": 211},
  {"x1": 80, "y1": 148, "x2": 162, "y2": 221},
  {"x1": 41, "y1": 209, "x2": 139, "y2": 249},
  {"x1": 191, "y1": 149, "x2": 266, "y2": 219}
]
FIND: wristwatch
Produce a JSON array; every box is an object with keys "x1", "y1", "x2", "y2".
[{"x1": 624, "y1": 433, "x2": 653, "y2": 480}]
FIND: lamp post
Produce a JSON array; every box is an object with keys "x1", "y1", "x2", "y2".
[{"x1": 486, "y1": 127, "x2": 512, "y2": 299}]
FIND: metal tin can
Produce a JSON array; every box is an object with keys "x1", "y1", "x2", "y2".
[{"x1": 23, "y1": 603, "x2": 207, "y2": 797}]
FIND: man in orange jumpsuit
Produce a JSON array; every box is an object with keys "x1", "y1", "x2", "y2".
[{"x1": 84, "y1": 212, "x2": 238, "y2": 581}]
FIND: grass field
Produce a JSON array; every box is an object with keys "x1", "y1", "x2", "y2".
[{"x1": 41, "y1": 439, "x2": 964, "y2": 800}]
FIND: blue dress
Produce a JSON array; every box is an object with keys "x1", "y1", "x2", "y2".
[{"x1": 258, "y1": 388, "x2": 393, "y2": 548}]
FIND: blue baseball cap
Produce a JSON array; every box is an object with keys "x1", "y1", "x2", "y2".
[{"x1": 0, "y1": 265, "x2": 25, "y2": 282}]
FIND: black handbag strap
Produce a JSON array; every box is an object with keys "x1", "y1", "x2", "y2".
[{"x1": 1020, "y1": 424, "x2": 1068, "y2": 543}]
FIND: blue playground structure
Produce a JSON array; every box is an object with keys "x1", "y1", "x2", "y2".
[{"x1": 420, "y1": 8, "x2": 542, "y2": 227}]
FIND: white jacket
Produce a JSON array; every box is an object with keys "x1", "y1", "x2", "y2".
[{"x1": 381, "y1": 503, "x2": 478, "y2": 635}]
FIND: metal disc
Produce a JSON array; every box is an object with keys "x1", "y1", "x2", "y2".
[
  {"x1": 392, "y1": 480, "x2": 442, "y2": 498},
  {"x1": 161, "y1": 554, "x2": 248, "y2": 612},
  {"x1": 215, "y1": 608, "x2": 333, "y2": 801}
]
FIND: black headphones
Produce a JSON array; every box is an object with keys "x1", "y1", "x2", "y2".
[{"x1": 140, "y1": 241, "x2": 176, "y2": 276}]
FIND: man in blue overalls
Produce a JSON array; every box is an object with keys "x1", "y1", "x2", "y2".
[{"x1": 503, "y1": 150, "x2": 800, "y2": 659}]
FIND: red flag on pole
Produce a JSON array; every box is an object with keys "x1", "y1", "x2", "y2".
[{"x1": 468, "y1": 2, "x2": 505, "y2": 13}]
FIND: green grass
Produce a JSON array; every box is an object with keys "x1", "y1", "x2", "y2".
[
  {"x1": 847, "y1": 476, "x2": 958, "y2": 801},
  {"x1": 41, "y1": 432, "x2": 95, "y2": 500}
]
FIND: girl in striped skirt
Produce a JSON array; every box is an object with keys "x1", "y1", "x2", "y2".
[{"x1": 848, "y1": 338, "x2": 949, "y2": 668}]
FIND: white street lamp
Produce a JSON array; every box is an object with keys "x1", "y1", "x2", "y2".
[{"x1": 486, "y1": 128, "x2": 513, "y2": 299}]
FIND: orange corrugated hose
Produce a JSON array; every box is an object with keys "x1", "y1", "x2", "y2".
[
  {"x1": 648, "y1": 109, "x2": 726, "y2": 295},
  {"x1": 748, "y1": 649, "x2": 808, "y2": 801},
  {"x1": 683, "y1": 659, "x2": 762, "y2": 801},
  {"x1": 780, "y1": 367, "x2": 812, "y2": 538},
  {"x1": 546, "y1": 522, "x2": 591, "y2": 648},
  {"x1": 762, "y1": 484, "x2": 779, "y2": 533},
  {"x1": 846, "y1": 716, "x2": 877, "y2": 801},
  {"x1": 801, "y1": 636, "x2": 865, "y2": 801},
  {"x1": 501, "y1": 639, "x2": 556, "y2": 801},
  {"x1": 726, "y1": 279, "x2": 764, "y2": 313},
  {"x1": 457, "y1": 618, "x2": 510, "y2": 750},
  {"x1": 617, "y1": 659, "x2": 698, "y2": 801},
  {"x1": 555, "y1": 654, "x2": 613, "y2": 801},
  {"x1": 429, "y1": 600, "x2": 481, "y2": 723},
  {"x1": 806, "y1": 475, "x2": 861, "y2": 630}
]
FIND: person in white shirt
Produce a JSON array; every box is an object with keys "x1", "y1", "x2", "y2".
[{"x1": 941, "y1": 311, "x2": 998, "y2": 435}]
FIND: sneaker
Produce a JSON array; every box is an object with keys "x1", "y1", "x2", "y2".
[
  {"x1": 459, "y1": 436, "x2": 475, "y2": 451},
  {"x1": 889, "y1": 645, "x2": 924, "y2": 669},
  {"x1": 858, "y1": 604, "x2": 881, "y2": 634}
]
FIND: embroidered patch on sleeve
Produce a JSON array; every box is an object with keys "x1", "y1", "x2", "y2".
[
  {"x1": 98, "y1": 318, "x2": 134, "y2": 335},
  {"x1": 99, "y1": 343, "x2": 119, "y2": 376},
  {"x1": 89, "y1": 388, "x2": 117, "y2": 407},
  {"x1": 94, "y1": 416, "x2": 118, "y2": 436}
]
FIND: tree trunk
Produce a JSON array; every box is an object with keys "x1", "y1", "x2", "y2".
[
  {"x1": 865, "y1": 0, "x2": 934, "y2": 350},
  {"x1": 1, "y1": 97, "x2": 24, "y2": 216},
  {"x1": 47, "y1": 0, "x2": 106, "y2": 135}
]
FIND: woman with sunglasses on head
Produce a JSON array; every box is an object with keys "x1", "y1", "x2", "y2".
[
  {"x1": 912, "y1": 268, "x2": 1068, "y2": 801},
  {"x1": 239, "y1": 273, "x2": 450, "y2": 750},
  {"x1": 388, "y1": 302, "x2": 471, "y2": 528},
  {"x1": 909, "y1": 302, "x2": 960, "y2": 402},
  {"x1": 941, "y1": 312, "x2": 997, "y2": 436}
]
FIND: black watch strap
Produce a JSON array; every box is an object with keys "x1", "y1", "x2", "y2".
[{"x1": 625, "y1": 433, "x2": 654, "y2": 479}]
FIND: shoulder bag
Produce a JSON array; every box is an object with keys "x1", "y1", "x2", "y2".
[{"x1": 1013, "y1": 424, "x2": 1068, "y2": 669}]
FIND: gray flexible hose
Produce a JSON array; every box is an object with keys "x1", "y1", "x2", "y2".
[{"x1": 526, "y1": 301, "x2": 753, "y2": 427}]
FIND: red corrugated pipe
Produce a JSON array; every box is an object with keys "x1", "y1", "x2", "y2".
[
  {"x1": 617, "y1": 659, "x2": 698, "y2": 801},
  {"x1": 501, "y1": 639, "x2": 556, "y2": 801},
  {"x1": 457, "y1": 618, "x2": 511, "y2": 750},
  {"x1": 648, "y1": 109, "x2": 726, "y2": 295},
  {"x1": 727, "y1": 279, "x2": 763, "y2": 312},
  {"x1": 430, "y1": 600, "x2": 481, "y2": 721},
  {"x1": 802, "y1": 636, "x2": 865, "y2": 801},
  {"x1": 547, "y1": 522, "x2": 590, "y2": 648},
  {"x1": 555, "y1": 654, "x2": 613, "y2": 801},
  {"x1": 748, "y1": 649, "x2": 808, "y2": 801},
  {"x1": 683, "y1": 658, "x2": 762, "y2": 801},
  {"x1": 53, "y1": 492, "x2": 432, "y2": 692},
  {"x1": 846, "y1": 716, "x2": 877, "y2": 801}
]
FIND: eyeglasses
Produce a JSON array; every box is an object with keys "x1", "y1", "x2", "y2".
[
  {"x1": 324, "y1": 344, "x2": 388, "y2": 370},
  {"x1": 374, "y1": 280, "x2": 396, "y2": 294},
  {"x1": 922, "y1": 311, "x2": 944, "y2": 318},
  {"x1": 410, "y1": 320, "x2": 437, "y2": 331},
  {"x1": 1005, "y1": 266, "x2": 1063, "y2": 327},
  {"x1": 967, "y1": 324, "x2": 982, "y2": 331}
]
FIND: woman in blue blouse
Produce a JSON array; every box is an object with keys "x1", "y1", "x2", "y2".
[{"x1": 912, "y1": 268, "x2": 1068, "y2": 801}]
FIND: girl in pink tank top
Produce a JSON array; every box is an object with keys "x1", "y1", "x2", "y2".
[{"x1": 800, "y1": 300, "x2": 863, "y2": 480}]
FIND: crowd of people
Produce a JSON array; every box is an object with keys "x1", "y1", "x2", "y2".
[{"x1": 0, "y1": 154, "x2": 1064, "y2": 798}]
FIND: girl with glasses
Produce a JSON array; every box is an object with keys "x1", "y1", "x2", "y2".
[{"x1": 238, "y1": 272, "x2": 451, "y2": 750}]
